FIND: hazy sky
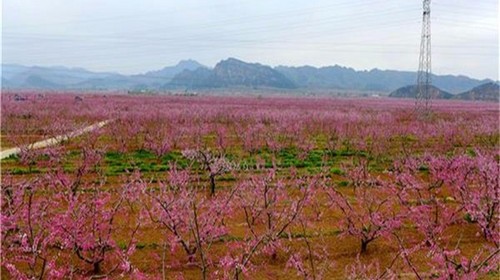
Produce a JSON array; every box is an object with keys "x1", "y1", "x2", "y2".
[{"x1": 3, "y1": 0, "x2": 499, "y2": 79}]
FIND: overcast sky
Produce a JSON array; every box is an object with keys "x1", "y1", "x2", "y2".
[{"x1": 3, "y1": 0, "x2": 499, "y2": 79}]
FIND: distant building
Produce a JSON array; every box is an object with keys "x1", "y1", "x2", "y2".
[{"x1": 14, "y1": 94, "x2": 27, "y2": 101}]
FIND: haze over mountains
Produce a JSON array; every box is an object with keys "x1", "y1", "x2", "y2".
[
  {"x1": 2, "y1": 60, "x2": 205, "y2": 91},
  {"x1": 2, "y1": 58, "x2": 494, "y2": 95}
]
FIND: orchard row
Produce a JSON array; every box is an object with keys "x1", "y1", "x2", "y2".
[{"x1": 1, "y1": 93, "x2": 498, "y2": 279}]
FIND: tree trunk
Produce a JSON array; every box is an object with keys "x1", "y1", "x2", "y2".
[
  {"x1": 361, "y1": 240, "x2": 368, "y2": 254},
  {"x1": 210, "y1": 175, "x2": 216, "y2": 196},
  {"x1": 93, "y1": 261, "x2": 101, "y2": 274},
  {"x1": 162, "y1": 243, "x2": 167, "y2": 280}
]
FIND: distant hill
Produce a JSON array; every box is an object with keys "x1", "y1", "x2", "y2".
[
  {"x1": 275, "y1": 66, "x2": 490, "y2": 93},
  {"x1": 22, "y1": 75, "x2": 60, "y2": 89},
  {"x1": 389, "y1": 82, "x2": 499, "y2": 102},
  {"x1": 213, "y1": 58, "x2": 296, "y2": 88},
  {"x1": 168, "y1": 58, "x2": 296, "y2": 89},
  {"x1": 2, "y1": 64, "x2": 131, "y2": 89},
  {"x1": 141, "y1": 59, "x2": 205, "y2": 79},
  {"x1": 389, "y1": 85, "x2": 454, "y2": 99},
  {"x1": 2, "y1": 61, "x2": 206, "y2": 90},
  {"x1": 1, "y1": 59, "x2": 493, "y2": 93},
  {"x1": 130, "y1": 60, "x2": 207, "y2": 89},
  {"x1": 452, "y1": 82, "x2": 499, "y2": 102},
  {"x1": 168, "y1": 68, "x2": 215, "y2": 88}
]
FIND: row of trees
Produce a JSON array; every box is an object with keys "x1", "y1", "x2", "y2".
[
  {"x1": 3, "y1": 94, "x2": 498, "y2": 157},
  {"x1": 2, "y1": 93, "x2": 498, "y2": 278},
  {"x1": 2, "y1": 144, "x2": 498, "y2": 279}
]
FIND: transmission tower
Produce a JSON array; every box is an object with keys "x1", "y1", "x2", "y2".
[{"x1": 416, "y1": 0, "x2": 432, "y2": 113}]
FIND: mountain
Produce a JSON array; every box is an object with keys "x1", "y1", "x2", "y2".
[
  {"x1": 2, "y1": 60, "x2": 206, "y2": 90},
  {"x1": 71, "y1": 75, "x2": 138, "y2": 90},
  {"x1": 389, "y1": 85, "x2": 454, "y2": 99},
  {"x1": 2, "y1": 77, "x2": 14, "y2": 88},
  {"x1": 275, "y1": 66, "x2": 490, "y2": 94},
  {"x1": 1, "y1": 59, "x2": 493, "y2": 93},
  {"x1": 2, "y1": 64, "x2": 31, "y2": 81},
  {"x1": 142, "y1": 59, "x2": 205, "y2": 78},
  {"x1": 389, "y1": 82, "x2": 499, "y2": 102},
  {"x1": 2, "y1": 64, "x2": 128, "y2": 89},
  {"x1": 213, "y1": 58, "x2": 296, "y2": 88},
  {"x1": 130, "y1": 60, "x2": 207, "y2": 89},
  {"x1": 452, "y1": 82, "x2": 499, "y2": 102},
  {"x1": 431, "y1": 75, "x2": 491, "y2": 94},
  {"x1": 168, "y1": 58, "x2": 296, "y2": 89},
  {"x1": 276, "y1": 65, "x2": 370, "y2": 90},
  {"x1": 22, "y1": 75, "x2": 60, "y2": 89},
  {"x1": 168, "y1": 68, "x2": 215, "y2": 88}
]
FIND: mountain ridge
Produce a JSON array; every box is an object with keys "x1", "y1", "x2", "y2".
[
  {"x1": 168, "y1": 58, "x2": 296, "y2": 89},
  {"x1": 389, "y1": 82, "x2": 499, "y2": 102},
  {"x1": 388, "y1": 85, "x2": 454, "y2": 99},
  {"x1": 2, "y1": 59, "x2": 494, "y2": 94},
  {"x1": 275, "y1": 65, "x2": 491, "y2": 93},
  {"x1": 452, "y1": 82, "x2": 499, "y2": 102}
]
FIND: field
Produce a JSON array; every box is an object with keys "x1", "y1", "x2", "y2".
[{"x1": 1, "y1": 93, "x2": 499, "y2": 279}]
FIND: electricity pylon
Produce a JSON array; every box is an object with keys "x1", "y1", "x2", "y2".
[{"x1": 416, "y1": 0, "x2": 432, "y2": 113}]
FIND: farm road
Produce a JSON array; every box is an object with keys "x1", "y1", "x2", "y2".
[{"x1": 0, "y1": 119, "x2": 112, "y2": 160}]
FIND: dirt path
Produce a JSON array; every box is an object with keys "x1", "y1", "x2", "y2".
[{"x1": 0, "y1": 119, "x2": 112, "y2": 160}]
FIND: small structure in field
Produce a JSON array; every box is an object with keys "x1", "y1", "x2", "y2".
[{"x1": 14, "y1": 94, "x2": 27, "y2": 101}]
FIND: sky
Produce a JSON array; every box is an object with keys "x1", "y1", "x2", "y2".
[{"x1": 2, "y1": 0, "x2": 499, "y2": 80}]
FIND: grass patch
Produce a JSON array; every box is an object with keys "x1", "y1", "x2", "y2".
[
  {"x1": 1, "y1": 154, "x2": 19, "y2": 162},
  {"x1": 10, "y1": 167, "x2": 41, "y2": 175},
  {"x1": 102, "y1": 150, "x2": 191, "y2": 175},
  {"x1": 337, "y1": 181, "x2": 349, "y2": 187},
  {"x1": 331, "y1": 167, "x2": 344, "y2": 175}
]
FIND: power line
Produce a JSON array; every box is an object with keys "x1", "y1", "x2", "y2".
[{"x1": 4, "y1": 0, "x2": 410, "y2": 31}]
